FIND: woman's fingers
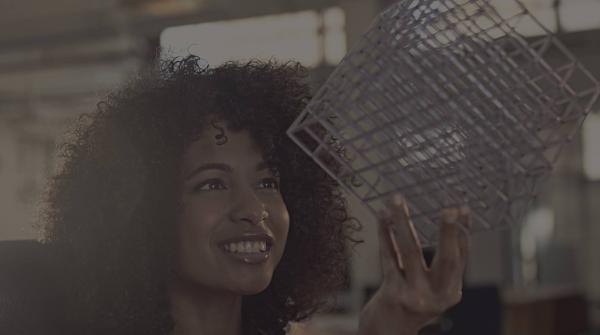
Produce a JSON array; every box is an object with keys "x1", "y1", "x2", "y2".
[
  {"x1": 431, "y1": 206, "x2": 472, "y2": 303},
  {"x1": 386, "y1": 194, "x2": 427, "y2": 284},
  {"x1": 457, "y1": 207, "x2": 472, "y2": 262},
  {"x1": 431, "y1": 209, "x2": 462, "y2": 292},
  {"x1": 377, "y1": 208, "x2": 404, "y2": 281}
]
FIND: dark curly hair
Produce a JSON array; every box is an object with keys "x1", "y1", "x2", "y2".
[{"x1": 40, "y1": 55, "x2": 361, "y2": 335}]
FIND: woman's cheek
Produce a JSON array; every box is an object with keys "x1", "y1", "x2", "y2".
[{"x1": 275, "y1": 208, "x2": 290, "y2": 253}]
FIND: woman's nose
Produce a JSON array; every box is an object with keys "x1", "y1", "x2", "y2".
[{"x1": 229, "y1": 186, "x2": 268, "y2": 225}]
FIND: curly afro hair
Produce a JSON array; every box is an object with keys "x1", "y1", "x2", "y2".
[{"x1": 40, "y1": 55, "x2": 362, "y2": 335}]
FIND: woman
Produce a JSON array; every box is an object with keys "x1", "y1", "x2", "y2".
[{"x1": 40, "y1": 55, "x2": 471, "y2": 335}]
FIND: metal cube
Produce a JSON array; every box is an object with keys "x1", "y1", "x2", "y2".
[{"x1": 287, "y1": 0, "x2": 600, "y2": 245}]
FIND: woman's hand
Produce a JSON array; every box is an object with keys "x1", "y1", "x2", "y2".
[{"x1": 357, "y1": 194, "x2": 471, "y2": 335}]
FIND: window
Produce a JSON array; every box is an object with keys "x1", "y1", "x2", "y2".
[
  {"x1": 160, "y1": 7, "x2": 346, "y2": 67},
  {"x1": 490, "y1": 0, "x2": 600, "y2": 35},
  {"x1": 558, "y1": 0, "x2": 600, "y2": 32},
  {"x1": 583, "y1": 113, "x2": 600, "y2": 181}
]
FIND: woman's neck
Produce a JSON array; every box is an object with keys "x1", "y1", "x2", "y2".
[{"x1": 169, "y1": 278, "x2": 243, "y2": 335}]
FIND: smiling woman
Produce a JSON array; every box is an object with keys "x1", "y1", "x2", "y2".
[
  {"x1": 38, "y1": 56, "x2": 362, "y2": 335},
  {"x1": 36, "y1": 55, "x2": 471, "y2": 335}
]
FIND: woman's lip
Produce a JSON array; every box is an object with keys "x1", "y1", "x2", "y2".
[{"x1": 221, "y1": 250, "x2": 271, "y2": 264}]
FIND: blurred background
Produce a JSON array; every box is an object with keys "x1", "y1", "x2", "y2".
[{"x1": 1, "y1": 0, "x2": 599, "y2": 334}]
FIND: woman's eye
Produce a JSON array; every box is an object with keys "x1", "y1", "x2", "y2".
[
  {"x1": 258, "y1": 178, "x2": 279, "y2": 190},
  {"x1": 193, "y1": 179, "x2": 227, "y2": 192}
]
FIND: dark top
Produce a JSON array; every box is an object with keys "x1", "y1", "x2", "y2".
[{"x1": 0, "y1": 240, "x2": 65, "y2": 334}]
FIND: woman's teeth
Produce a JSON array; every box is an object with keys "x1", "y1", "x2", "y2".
[{"x1": 223, "y1": 241, "x2": 268, "y2": 253}]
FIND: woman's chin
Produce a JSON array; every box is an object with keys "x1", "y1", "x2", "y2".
[{"x1": 233, "y1": 276, "x2": 272, "y2": 295}]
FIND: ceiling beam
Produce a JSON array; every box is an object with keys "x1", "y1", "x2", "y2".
[{"x1": 0, "y1": 0, "x2": 340, "y2": 51}]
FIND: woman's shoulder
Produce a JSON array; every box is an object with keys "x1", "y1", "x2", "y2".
[{"x1": 0, "y1": 240, "x2": 66, "y2": 334}]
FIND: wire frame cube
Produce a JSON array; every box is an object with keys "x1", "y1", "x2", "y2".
[{"x1": 287, "y1": 0, "x2": 600, "y2": 245}]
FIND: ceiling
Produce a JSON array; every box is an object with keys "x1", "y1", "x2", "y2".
[
  {"x1": 0, "y1": 0, "x2": 340, "y2": 122},
  {"x1": 0, "y1": 0, "x2": 340, "y2": 51}
]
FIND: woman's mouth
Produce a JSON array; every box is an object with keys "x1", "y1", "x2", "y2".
[
  {"x1": 223, "y1": 241, "x2": 268, "y2": 253},
  {"x1": 217, "y1": 234, "x2": 274, "y2": 264}
]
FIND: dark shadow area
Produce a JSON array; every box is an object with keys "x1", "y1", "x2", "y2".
[{"x1": 0, "y1": 240, "x2": 64, "y2": 334}]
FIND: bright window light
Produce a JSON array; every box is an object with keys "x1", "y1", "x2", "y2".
[
  {"x1": 501, "y1": 0, "x2": 600, "y2": 34},
  {"x1": 559, "y1": 0, "x2": 600, "y2": 32},
  {"x1": 520, "y1": 207, "x2": 554, "y2": 284},
  {"x1": 583, "y1": 113, "x2": 600, "y2": 181},
  {"x1": 490, "y1": 0, "x2": 557, "y2": 36},
  {"x1": 323, "y1": 7, "x2": 346, "y2": 65},
  {"x1": 160, "y1": 8, "x2": 346, "y2": 67}
]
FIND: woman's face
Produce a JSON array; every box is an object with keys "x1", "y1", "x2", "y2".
[{"x1": 176, "y1": 122, "x2": 289, "y2": 295}]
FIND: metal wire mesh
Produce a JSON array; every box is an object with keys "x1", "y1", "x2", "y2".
[{"x1": 286, "y1": 0, "x2": 600, "y2": 245}]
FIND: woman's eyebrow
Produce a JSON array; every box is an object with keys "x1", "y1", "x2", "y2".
[{"x1": 186, "y1": 163, "x2": 232, "y2": 180}]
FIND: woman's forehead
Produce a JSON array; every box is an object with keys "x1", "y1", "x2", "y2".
[{"x1": 181, "y1": 124, "x2": 265, "y2": 173}]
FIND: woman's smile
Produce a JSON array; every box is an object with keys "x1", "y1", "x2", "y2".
[{"x1": 216, "y1": 232, "x2": 275, "y2": 264}]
